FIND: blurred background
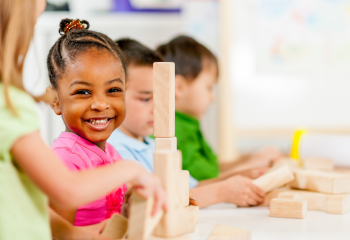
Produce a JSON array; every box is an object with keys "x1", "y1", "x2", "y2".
[{"x1": 23, "y1": 0, "x2": 350, "y2": 158}]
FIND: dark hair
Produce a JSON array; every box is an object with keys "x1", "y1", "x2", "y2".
[
  {"x1": 156, "y1": 36, "x2": 218, "y2": 81},
  {"x1": 47, "y1": 18, "x2": 127, "y2": 89},
  {"x1": 115, "y1": 38, "x2": 164, "y2": 66}
]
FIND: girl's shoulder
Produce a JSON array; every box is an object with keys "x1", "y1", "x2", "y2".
[{"x1": 105, "y1": 143, "x2": 123, "y2": 162}]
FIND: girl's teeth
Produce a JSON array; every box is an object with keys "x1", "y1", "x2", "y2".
[{"x1": 89, "y1": 119, "x2": 108, "y2": 125}]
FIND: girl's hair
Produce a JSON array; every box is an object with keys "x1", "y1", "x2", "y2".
[
  {"x1": 47, "y1": 19, "x2": 127, "y2": 89},
  {"x1": 0, "y1": 0, "x2": 36, "y2": 114},
  {"x1": 156, "y1": 36, "x2": 218, "y2": 81},
  {"x1": 115, "y1": 38, "x2": 164, "y2": 67}
]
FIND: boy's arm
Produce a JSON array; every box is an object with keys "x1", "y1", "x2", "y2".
[{"x1": 190, "y1": 175, "x2": 265, "y2": 208}]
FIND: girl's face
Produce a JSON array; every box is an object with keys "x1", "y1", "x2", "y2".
[{"x1": 51, "y1": 48, "x2": 126, "y2": 147}]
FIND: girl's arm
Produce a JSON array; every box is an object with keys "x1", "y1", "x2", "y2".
[
  {"x1": 49, "y1": 208, "x2": 109, "y2": 240},
  {"x1": 11, "y1": 131, "x2": 166, "y2": 214}
]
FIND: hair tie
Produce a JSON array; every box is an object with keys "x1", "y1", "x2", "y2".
[{"x1": 64, "y1": 19, "x2": 85, "y2": 34}]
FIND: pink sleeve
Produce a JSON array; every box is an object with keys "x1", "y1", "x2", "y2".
[{"x1": 53, "y1": 147, "x2": 88, "y2": 171}]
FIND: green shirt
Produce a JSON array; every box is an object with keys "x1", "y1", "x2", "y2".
[
  {"x1": 0, "y1": 84, "x2": 50, "y2": 240},
  {"x1": 175, "y1": 111, "x2": 219, "y2": 181}
]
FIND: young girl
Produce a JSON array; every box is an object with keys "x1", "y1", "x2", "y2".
[
  {"x1": 46, "y1": 18, "x2": 145, "y2": 226},
  {"x1": 0, "y1": 1, "x2": 166, "y2": 239}
]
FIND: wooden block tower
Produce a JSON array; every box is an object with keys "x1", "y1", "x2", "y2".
[{"x1": 153, "y1": 62, "x2": 198, "y2": 238}]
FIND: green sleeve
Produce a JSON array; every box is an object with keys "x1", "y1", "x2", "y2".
[
  {"x1": 178, "y1": 132, "x2": 219, "y2": 181},
  {"x1": 0, "y1": 85, "x2": 39, "y2": 162}
]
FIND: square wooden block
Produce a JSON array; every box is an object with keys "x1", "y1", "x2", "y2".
[{"x1": 155, "y1": 137, "x2": 177, "y2": 151}]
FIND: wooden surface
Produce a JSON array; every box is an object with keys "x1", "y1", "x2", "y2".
[
  {"x1": 252, "y1": 166, "x2": 294, "y2": 193},
  {"x1": 208, "y1": 224, "x2": 251, "y2": 240},
  {"x1": 155, "y1": 137, "x2": 177, "y2": 151},
  {"x1": 290, "y1": 169, "x2": 350, "y2": 194},
  {"x1": 153, "y1": 62, "x2": 175, "y2": 138},
  {"x1": 269, "y1": 198, "x2": 307, "y2": 219}
]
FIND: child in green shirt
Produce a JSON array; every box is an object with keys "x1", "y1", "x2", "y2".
[{"x1": 157, "y1": 36, "x2": 281, "y2": 182}]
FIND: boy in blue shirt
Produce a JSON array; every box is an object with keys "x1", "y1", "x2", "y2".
[{"x1": 108, "y1": 39, "x2": 268, "y2": 208}]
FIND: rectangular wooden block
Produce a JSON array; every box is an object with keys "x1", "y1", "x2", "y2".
[
  {"x1": 128, "y1": 193, "x2": 164, "y2": 240},
  {"x1": 270, "y1": 198, "x2": 307, "y2": 219},
  {"x1": 278, "y1": 189, "x2": 350, "y2": 214},
  {"x1": 259, "y1": 187, "x2": 291, "y2": 206},
  {"x1": 155, "y1": 137, "x2": 177, "y2": 151},
  {"x1": 290, "y1": 169, "x2": 350, "y2": 194},
  {"x1": 303, "y1": 158, "x2": 334, "y2": 172},
  {"x1": 154, "y1": 150, "x2": 182, "y2": 208},
  {"x1": 179, "y1": 170, "x2": 190, "y2": 207},
  {"x1": 101, "y1": 213, "x2": 128, "y2": 239},
  {"x1": 253, "y1": 166, "x2": 295, "y2": 193},
  {"x1": 153, "y1": 62, "x2": 175, "y2": 138},
  {"x1": 208, "y1": 224, "x2": 251, "y2": 240},
  {"x1": 154, "y1": 206, "x2": 197, "y2": 238}
]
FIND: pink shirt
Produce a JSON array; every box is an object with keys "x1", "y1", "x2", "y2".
[{"x1": 52, "y1": 132, "x2": 126, "y2": 226}]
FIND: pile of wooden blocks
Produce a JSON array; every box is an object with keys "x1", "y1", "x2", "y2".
[
  {"x1": 259, "y1": 157, "x2": 350, "y2": 219},
  {"x1": 102, "y1": 62, "x2": 199, "y2": 240}
]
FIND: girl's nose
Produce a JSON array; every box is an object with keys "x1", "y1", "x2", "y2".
[{"x1": 91, "y1": 98, "x2": 110, "y2": 111}]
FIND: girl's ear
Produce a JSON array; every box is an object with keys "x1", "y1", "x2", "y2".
[
  {"x1": 47, "y1": 87, "x2": 61, "y2": 115},
  {"x1": 175, "y1": 75, "x2": 188, "y2": 99}
]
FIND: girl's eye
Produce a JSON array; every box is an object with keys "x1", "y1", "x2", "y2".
[
  {"x1": 75, "y1": 90, "x2": 90, "y2": 95},
  {"x1": 108, "y1": 88, "x2": 122, "y2": 93}
]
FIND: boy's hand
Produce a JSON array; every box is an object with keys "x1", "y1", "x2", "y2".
[
  {"x1": 246, "y1": 147, "x2": 282, "y2": 169},
  {"x1": 221, "y1": 175, "x2": 265, "y2": 207},
  {"x1": 130, "y1": 170, "x2": 168, "y2": 216}
]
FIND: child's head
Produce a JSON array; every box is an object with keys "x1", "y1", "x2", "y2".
[
  {"x1": 116, "y1": 38, "x2": 163, "y2": 139},
  {"x1": 0, "y1": 0, "x2": 46, "y2": 114},
  {"x1": 47, "y1": 19, "x2": 127, "y2": 146},
  {"x1": 157, "y1": 36, "x2": 218, "y2": 119}
]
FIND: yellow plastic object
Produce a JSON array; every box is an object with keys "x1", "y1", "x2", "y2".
[{"x1": 290, "y1": 130, "x2": 307, "y2": 166}]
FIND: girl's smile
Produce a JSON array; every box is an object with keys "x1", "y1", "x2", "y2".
[{"x1": 50, "y1": 47, "x2": 126, "y2": 149}]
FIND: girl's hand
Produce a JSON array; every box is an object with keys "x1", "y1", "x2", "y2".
[
  {"x1": 121, "y1": 187, "x2": 133, "y2": 218},
  {"x1": 130, "y1": 170, "x2": 168, "y2": 216},
  {"x1": 220, "y1": 175, "x2": 265, "y2": 207}
]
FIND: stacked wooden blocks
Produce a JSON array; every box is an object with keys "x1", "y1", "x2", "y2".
[{"x1": 152, "y1": 62, "x2": 198, "y2": 238}]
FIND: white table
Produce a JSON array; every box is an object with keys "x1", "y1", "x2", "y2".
[{"x1": 186, "y1": 203, "x2": 350, "y2": 240}]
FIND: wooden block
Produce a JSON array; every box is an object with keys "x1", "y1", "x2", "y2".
[
  {"x1": 207, "y1": 224, "x2": 251, "y2": 240},
  {"x1": 303, "y1": 158, "x2": 334, "y2": 172},
  {"x1": 154, "y1": 150, "x2": 181, "y2": 208},
  {"x1": 155, "y1": 137, "x2": 177, "y2": 151},
  {"x1": 259, "y1": 187, "x2": 290, "y2": 206},
  {"x1": 278, "y1": 189, "x2": 350, "y2": 214},
  {"x1": 290, "y1": 169, "x2": 350, "y2": 194},
  {"x1": 179, "y1": 170, "x2": 190, "y2": 207},
  {"x1": 154, "y1": 206, "x2": 196, "y2": 238},
  {"x1": 153, "y1": 62, "x2": 175, "y2": 138},
  {"x1": 184, "y1": 205, "x2": 199, "y2": 225},
  {"x1": 128, "y1": 193, "x2": 164, "y2": 240},
  {"x1": 270, "y1": 198, "x2": 307, "y2": 219},
  {"x1": 101, "y1": 214, "x2": 128, "y2": 239},
  {"x1": 252, "y1": 166, "x2": 294, "y2": 193}
]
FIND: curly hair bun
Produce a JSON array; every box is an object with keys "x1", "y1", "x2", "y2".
[{"x1": 59, "y1": 18, "x2": 90, "y2": 35}]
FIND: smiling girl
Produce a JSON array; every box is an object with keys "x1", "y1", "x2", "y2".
[
  {"x1": 47, "y1": 19, "x2": 158, "y2": 226},
  {"x1": 0, "y1": 3, "x2": 166, "y2": 237}
]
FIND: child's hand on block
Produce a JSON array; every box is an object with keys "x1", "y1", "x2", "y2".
[
  {"x1": 130, "y1": 170, "x2": 168, "y2": 216},
  {"x1": 221, "y1": 175, "x2": 265, "y2": 207}
]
